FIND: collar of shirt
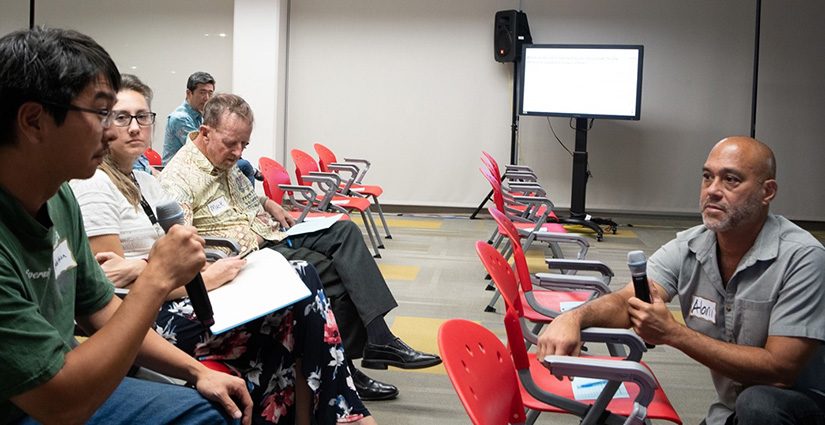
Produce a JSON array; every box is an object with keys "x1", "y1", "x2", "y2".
[
  {"x1": 182, "y1": 101, "x2": 203, "y2": 124},
  {"x1": 687, "y1": 213, "x2": 780, "y2": 266},
  {"x1": 184, "y1": 131, "x2": 224, "y2": 176}
]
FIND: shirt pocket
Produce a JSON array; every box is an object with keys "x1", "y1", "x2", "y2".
[{"x1": 733, "y1": 298, "x2": 774, "y2": 347}]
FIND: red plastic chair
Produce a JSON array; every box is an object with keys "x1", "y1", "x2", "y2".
[
  {"x1": 438, "y1": 319, "x2": 529, "y2": 425},
  {"x1": 481, "y1": 166, "x2": 595, "y2": 312},
  {"x1": 487, "y1": 207, "x2": 613, "y2": 347},
  {"x1": 314, "y1": 143, "x2": 392, "y2": 240},
  {"x1": 291, "y1": 148, "x2": 383, "y2": 258},
  {"x1": 144, "y1": 148, "x2": 162, "y2": 166},
  {"x1": 475, "y1": 240, "x2": 682, "y2": 425},
  {"x1": 258, "y1": 157, "x2": 351, "y2": 224}
]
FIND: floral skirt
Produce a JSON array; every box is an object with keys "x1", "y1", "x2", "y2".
[{"x1": 154, "y1": 260, "x2": 369, "y2": 424}]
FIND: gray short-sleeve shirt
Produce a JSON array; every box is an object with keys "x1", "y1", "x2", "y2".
[{"x1": 648, "y1": 213, "x2": 825, "y2": 425}]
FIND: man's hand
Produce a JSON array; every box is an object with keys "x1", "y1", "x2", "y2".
[
  {"x1": 536, "y1": 312, "x2": 584, "y2": 365},
  {"x1": 627, "y1": 280, "x2": 681, "y2": 346},
  {"x1": 95, "y1": 252, "x2": 146, "y2": 287},
  {"x1": 194, "y1": 368, "x2": 253, "y2": 425},
  {"x1": 201, "y1": 256, "x2": 247, "y2": 290},
  {"x1": 144, "y1": 225, "x2": 206, "y2": 293},
  {"x1": 263, "y1": 199, "x2": 296, "y2": 229}
]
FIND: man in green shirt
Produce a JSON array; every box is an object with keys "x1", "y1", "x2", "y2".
[{"x1": 0, "y1": 27, "x2": 252, "y2": 425}]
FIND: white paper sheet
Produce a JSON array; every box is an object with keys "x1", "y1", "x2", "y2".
[
  {"x1": 571, "y1": 378, "x2": 630, "y2": 401},
  {"x1": 208, "y1": 249, "x2": 311, "y2": 334},
  {"x1": 285, "y1": 214, "x2": 343, "y2": 237},
  {"x1": 559, "y1": 301, "x2": 585, "y2": 312}
]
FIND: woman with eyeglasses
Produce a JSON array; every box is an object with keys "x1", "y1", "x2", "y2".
[{"x1": 70, "y1": 74, "x2": 375, "y2": 425}]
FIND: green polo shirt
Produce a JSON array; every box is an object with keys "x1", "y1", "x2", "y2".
[{"x1": 0, "y1": 183, "x2": 114, "y2": 424}]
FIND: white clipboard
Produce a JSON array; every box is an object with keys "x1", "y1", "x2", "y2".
[{"x1": 208, "y1": 249, "x2": 311, "y2": 334}]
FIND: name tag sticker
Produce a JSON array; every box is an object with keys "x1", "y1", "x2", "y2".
[
  {"x1": 53, "y1": 239, "x2": 77, "y2": 279},
  {"x1": 208, "y1": 197, "x2": 230, "y2": 216},
  {"x1": 689, "y1": 295, "x2": 717, "y2": 324}
]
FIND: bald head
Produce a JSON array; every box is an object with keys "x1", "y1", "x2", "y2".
[
  {"x1": 709, "y1": 136, "x2": 776, "y2": 182},
  {"x1": 700, "y1": 136, "x2": 778, "y2": 234}
]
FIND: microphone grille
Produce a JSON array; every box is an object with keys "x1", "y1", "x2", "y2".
[
  {"x1": 627, "y1": 250, "x2": 647, "y2": 265},
  {"x1": 155, "y1": 200, "x2": 183, "y2": 220}
]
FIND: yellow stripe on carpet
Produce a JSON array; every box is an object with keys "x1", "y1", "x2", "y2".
[
  {"x1": 561, "y1": 225, "x2": 637, "y2": 238},
  {"x1": 523, "y1": 249, "x2": 551, "y2": 274},
  {"x1": 378, "y1": 264, "x2": 419, "y2": 281},
  {"x1": 349, "y1": 216, "x2": 442, "y2": 229},
  {"x1": 389, "y1": 316, "x2": 465, "y2": 375}
]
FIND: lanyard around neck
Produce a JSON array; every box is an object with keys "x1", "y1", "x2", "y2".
[{"x1": 130, "y1": 172, "x2": 158, "y2": 225}]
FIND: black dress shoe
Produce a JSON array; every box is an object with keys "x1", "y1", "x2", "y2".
[
  {"x1": 351, "y1": 368, "x2": 399, "y2": 401},
  {"x1": 361, "y1": 337, "x2": 442, "y2": 370}
]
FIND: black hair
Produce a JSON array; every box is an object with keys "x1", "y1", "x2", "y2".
[
  {"x1": 0, "y1": 27, "x2": 121, "y2": 146},
  {"x1": 186, "y1": 71, "x2": 215, "y2": 92}
]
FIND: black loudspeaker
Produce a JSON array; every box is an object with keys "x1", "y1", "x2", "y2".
[{"x1": 494, "y1": 10, "x2": 532, "y2": 63}]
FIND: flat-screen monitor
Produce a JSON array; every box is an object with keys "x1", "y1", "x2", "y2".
[{"x1": 519, "y1": 44, "x2": 644, "y2": 120}]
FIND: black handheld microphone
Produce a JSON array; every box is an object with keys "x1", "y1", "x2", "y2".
[
  {"x1": 627, "y1": 250, "x2": 651, "y2": 303},
  {"x1": 155, "y1": 201, "x2": 215, "y2": 327},
  {"x1": 627, "y1": 250, "x2": 654, "y2": 348}
]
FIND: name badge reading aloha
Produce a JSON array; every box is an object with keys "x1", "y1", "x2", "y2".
[
  {"x1": 689, "y1": 295, "x2": 717, "y2": 324},
  {"x1": 53, "y1": 238, "x2": 77, "y2": 279},
  {"x1": 208, "y1": 197, "x2": 230, "y2": 216}
]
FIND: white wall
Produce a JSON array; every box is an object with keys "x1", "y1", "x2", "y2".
[
  {"x1": 4, "y1": 1, "x2": 824, "y2": 220},
  {"x1": 284, "y1": 0, "x2": 825, "y2": 220},
  {"x1": 15, "y1": 0, "x2": 235, "y2": 154}
]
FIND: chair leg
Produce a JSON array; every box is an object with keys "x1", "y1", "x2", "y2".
[
  {"x1": 364, "y1": 207, "x2": 385, "y2": 249},
  {"x1": 524, "y1": 322, "x2": 545, "y2": 351},
  {"x1": 485, "y1": 289, "x2": 501, "y2": 312},
  {"x1": 371, "y1": 194, "x2": 393, "y2": 239},
  {"x1": 525, "y1": 407, "x2": 541, "y2": 425},
  {"x1": 486, "y1": 226, "x2": 498, "y2": 244},
  {"x1": 359, "y1": 210, "x2": 381, "y2": 258}
]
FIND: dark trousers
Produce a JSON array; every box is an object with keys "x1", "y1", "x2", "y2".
[
  {"x1": 701, "y1": 386, "x2": 825, "y2": 425},
  {"x1": 268, "y1": 220, "x2": 398, "y2": 357}
]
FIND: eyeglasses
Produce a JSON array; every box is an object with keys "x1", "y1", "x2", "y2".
[
  {"x1": 112, "y1": 111, "x2": 157, "y2": 127},
  {"x1": 39, "y1": 100, "x2": 116, "y2": 128}
]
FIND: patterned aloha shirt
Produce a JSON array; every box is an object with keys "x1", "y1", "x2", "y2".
[
  {"x1": 162, "y1": 101, "x2": 201, "y2": 165},
  {"x1": 157, "y1": 132, "x2": 286, "y2": 255}
]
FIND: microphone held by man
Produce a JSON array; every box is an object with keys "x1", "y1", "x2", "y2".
[{"x1": 156, "y1": 200, "x2": 215, "y2": 327}]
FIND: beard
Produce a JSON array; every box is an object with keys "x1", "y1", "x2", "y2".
[{"x1": 701, "y1": 188, "x2": 764, "y2": 233}]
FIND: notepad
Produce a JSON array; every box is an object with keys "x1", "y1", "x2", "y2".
[
  {"x1": 571, "y1": 378, "x2": 630, "y2": 400},
  {"x1": 285, "y1": 214, "x2": 343, "y2": 237},
  {"x1": 208, "y1": 249, "x2": 311, "y2": 334},
  {"x1": 559, "y1": 301, "x2": 585, "y2": 312}
]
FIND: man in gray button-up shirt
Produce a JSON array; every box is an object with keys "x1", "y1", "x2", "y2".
[{"x1": 537, "y1": 137, "x2": 825, "y2": 425}]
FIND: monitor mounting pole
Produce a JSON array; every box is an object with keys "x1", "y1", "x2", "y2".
[{"x1": 555, "y1": 118, "x2": 617, "y2": 241}]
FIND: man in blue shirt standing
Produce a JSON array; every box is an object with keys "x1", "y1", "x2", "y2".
[{"x1": 162, "y1": 71, "x2": 214, "y2": 165}]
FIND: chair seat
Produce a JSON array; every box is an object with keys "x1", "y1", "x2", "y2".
[
  {"x1": 316, "y1": 195, "x2": 372, "y2": 212},
  {"x1": 513, "y1": 221, "x2": 567, "y2": 234},
  {"x1": 287, "y1": 210, "x2": 351, "y2": 221},
  {"x1": 343, "y1": 183, "x2": 383, "y2": 197},
  {"x1": 520, "y1": 290, "x2": 590, "y2": 323},
  {"x1": 506, "y1": 202, "x2": 559, "y2": 221},
  {"x1": 521, "y1": 354, "x2": 682, "y2": 424}
]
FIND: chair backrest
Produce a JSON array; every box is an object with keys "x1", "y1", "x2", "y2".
[
  {"x1": 314, "y1": 143, "x2": 337, "y2": 173},
  {"x1": 291, "y1": 148, "x2": 320, "y2": 186},
  {"x1": 481, "y1": 151, "x2": 502, "y2": 179},
  {"x1": 438, "y1": 319, "x2": 527, "y2": 425},
  {"x1": 144, "y1": 148, "x2": 162, "y2": 166},
  {"x1": 479, "y1": 166, "x2": 507, "y2": 214},
  {"x1": 488, "y1": 207, "x2": 536, "y2": 293},
  {"x1": 475, "y1": 240, "x2": 529, "y2": 320},
  {"x1": 258, "y1": 156, "x2": 291, "y2": 202}
]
